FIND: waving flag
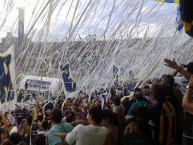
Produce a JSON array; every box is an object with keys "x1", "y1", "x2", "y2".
[
  {"x1": 0, "y1": 46, "x2": 16, "y2": 111},
  {"x1": 155, "y1": 0, "x2": 179, "y2": 3},
  {"x1": 61, "y1": 63, "x2": 77, "y2": 98}
]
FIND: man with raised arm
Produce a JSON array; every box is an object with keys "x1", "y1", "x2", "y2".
[
  {"x1": 164, "y1": 58, "x2": 193, "y2": 145},
  {"x1": 164, "y1": 59, "x2": 193, "y2": 94}
]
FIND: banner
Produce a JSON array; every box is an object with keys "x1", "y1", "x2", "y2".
[
  {"x1": 0, "y1": 46, "x2": 16, "y2": 111},
  {"x1": 61, "y1": 63, "x2": 77, "y2": 98}
]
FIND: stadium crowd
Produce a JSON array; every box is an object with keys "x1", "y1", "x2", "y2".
[{"x1": 1, "y1": 59, "x2": 193, "y2": 145}]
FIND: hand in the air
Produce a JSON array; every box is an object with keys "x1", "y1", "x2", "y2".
[{"x1": 164, "y1": 58, "x2": 179, "y2": 70}]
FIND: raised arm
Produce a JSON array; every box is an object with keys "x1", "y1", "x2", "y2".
[
  {"x1": 182, "y1": 75, "x2": 193, "y2": 114},
  {"x1": 164, "y1": 58, "x2": 192, "y2": 80}
]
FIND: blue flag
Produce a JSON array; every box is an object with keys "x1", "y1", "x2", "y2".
[
  {"x1": 0, "y1": 55, "x2": 12, "y2": 104},
  {"x1": 62, "y1": 63, "x2": 76, "y2": 93},
  {"x1": 0, "y1": 46, "x2": 16, "y2": 110}
]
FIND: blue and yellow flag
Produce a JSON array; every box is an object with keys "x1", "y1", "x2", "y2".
[
  {"x1": 0, "y1": 46, "x2": 16, "y2": 111},
  {"x1": 155, "y1": 0, "x2": 179, "y2": 3},
  {"x1": 61, "y1": 63, "x2": 77, "y2": 98}
]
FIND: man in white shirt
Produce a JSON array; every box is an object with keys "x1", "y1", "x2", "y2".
[{"x1": 64, "y1": 107, "x2": 108, "y2": 145}]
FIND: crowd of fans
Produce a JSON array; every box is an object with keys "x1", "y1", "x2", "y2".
[{"x1": 1, "y1": 58, "x2": 193, "y2": 145}]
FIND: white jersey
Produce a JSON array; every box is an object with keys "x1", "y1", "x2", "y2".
[{"x1": 66, "y1": 124, "x2": 108, "y2": 145}]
